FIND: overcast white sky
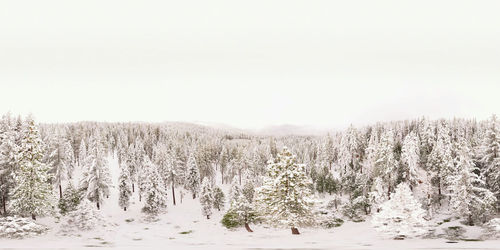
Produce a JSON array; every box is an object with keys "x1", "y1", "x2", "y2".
[{"x1": 1, "y1": 0, "x2": 499, "y2": 129}]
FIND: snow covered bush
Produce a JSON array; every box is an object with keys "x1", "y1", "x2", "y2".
[
  {"x1": 0, "y1": 216, "x2": 49, "y2": 238},
  {"x1": 481, "y1": 218, "x2": 500, "y2": 240},
  {"x1": 372, "y1": 183, "x2": 428, "y2": 238},
  {"x1": 342, "y1": 195, "x2": 369, "y2": 222},
  {"x1": 60, "y1": 199, "x2": 105, "y2": 233},
  {"x1": 58, "y1": 182, "x2": 83, "y2": 215}
]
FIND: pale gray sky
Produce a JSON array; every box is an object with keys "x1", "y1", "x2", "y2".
[{"x1": 1, "y1": 0, "x2": 499, "y2": 129}]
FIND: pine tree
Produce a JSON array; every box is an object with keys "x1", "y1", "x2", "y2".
[
  {"x1": 185, "y1": 152, "x2": 200, "y2": 199},
  {"x1": 401, "y1": 131, "x2": 420, "y2": 190},
  {"x1": 374, "y1": 130, "x2": 397, "y2": 197},
  {"x1": 78, "y1": 139, "x2": 87, "y2": 167},
  {"x1": 372, "y1": 183, "x2": 427, "y2": 238},
  {"x1": 212, "y1": 185, "x2": 225, "y2": 211},
  {"x1": 154, "y1": 144, "x2": 180, "y2": 205},
  {"x1": 228, "y1": 176, "x2": 241, "y2": 203},
  {"x1": 448, "y1": 138, "x2": 497, "y2": 225},
  {"x1": 46, "y1": 136, "x2": 73, "y2": 199},
  {"x1": 369, "y1": 177, "x2": 388, "y2": 213},
  {"x1": 256, "y1": 147, "x2": 315, "y2": 234},
  {"x1": 118, "y1": 163, "x2": 132, "y2": 211},
  {"x1": 199, "y1": 177, "x2": 213, "y2": 219},
  {"x1": 427, "y1": 122, "x2": 454, "y2": 204},
  {"x1": 479, "y1": 114, "x2": 500, "y2": 210},
  {"x1": 0, "y1": 114, "x2": 18, "y2": 215},
  {"x1": 64, "y1": 140, "x2": 75, "y2": 179},
  {"x1": 232, "y1": 193, "x2": 257, "y2": 232},
  {"x1": 80, "y1": 134, "x2": 111, "y2": 210},
  {"x1": 242, "y1": 181, "x2": 255, "y2": 203},
  {"x1": 141, "y1": 158, "x2": 168, "y2": 215},
  {"x1": 9, "y1": 117, "x2": 53, "y2": 220}
]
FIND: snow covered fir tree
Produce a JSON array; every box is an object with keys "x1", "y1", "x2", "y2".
[{"x1": 0, "y1": 113, "x2": 499, "y2": 245}]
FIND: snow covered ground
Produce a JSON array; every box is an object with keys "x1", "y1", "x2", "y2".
[{"x1": 0, "y1": 155, "x2": 498, "y2": 249}]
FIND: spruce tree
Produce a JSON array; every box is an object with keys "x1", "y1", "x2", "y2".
[
  {"x1": 80, "y1": 134, "x2": 111, "y2": 210},
  {"x1": 9, "y1": 117, "x2": 53, "y2": 220},
  {"x1": 118, "y1": 163, "x2": 132, "y2": 211},
  {"x1": 401, "y1": 131, "x2": 420, "y2": 190},
  {"x1": 256, "y1": 147, "x2": 315, "y2": 234},
  {"x1": 448, "y1": 138, "x2": 497, "y2": 225},
  {"x1": 185, "y1": 152, "x2": 200, "y2": 199},
  {"x1": 141, "y1": 158, "x2": 168, "y2": 215},
  {"x1": 199, "y1": 177, "x2": 213, "y2": 219}
]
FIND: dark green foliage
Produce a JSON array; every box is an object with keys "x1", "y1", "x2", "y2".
[
  {"x1": 320, "y1": 216, "x2": 344, "y2": 228},
  {"x1": 212, "y1": 186, "x2": 225, "y2": 211},
  {"x1": 221, "y1": 209, "x2": 241, "y2": 229},
  {"x1": 58, "y1": 183, "x2": 83, "y2": 215},
  {"x1": 313, "y1": 168, "x2": 338, "y2": 194}
]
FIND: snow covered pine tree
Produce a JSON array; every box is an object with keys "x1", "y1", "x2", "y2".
[
  {"x1": 9, "y1": 117, "x2": 53, "y2": 220},
  {"x1": 256, "y1": 147, "x2": 315, "y2": 235}
]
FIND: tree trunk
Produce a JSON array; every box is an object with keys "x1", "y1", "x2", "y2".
[
  {"x1": 207, "y1": 215, "x2": 210, "y2": 219},
  {"x1": 239, "y1": 169, "x2": 242, "y2": 185},
  {"x1": 59, "y1": 184, "x2": 63, "y2": 200},
  {"x1": 387, "y1": 174, "x2": 391, "y2": 199},
  {"x1": 245, "y1": 223, "x2": 253, "y2": 232},
  {"x1": 132, "y1": 183, "x2": 135, "y2": 193},
  {"x1": 291, "y1": 227, "x2": 300, "y2": 235},
  {"x1": 2, "y1": 195, "x2": 6, "y2": 215},
  {"x1": 437, "y1": 177, "x2": 442, "y2": 206},
  {"x1": 97, "y1": 201, "x2": 100, "y2": 210},
  {"x1": 192, "y1": 193, "x2": 196, "y2": 199},
  {"x1": 124, "y1": 207, "x2": 127, "y2": 211},
  {"x1": 32, "y1": 214, "x2": 36, "y2": 220},
  {"x1": 172, "y1": 183, "x2": 176, "y2": 206},
  {"x1": 139, "y1": 194, "x2": 141, "y2": 202}
]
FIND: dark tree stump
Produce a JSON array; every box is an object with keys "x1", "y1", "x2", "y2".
[{"x1": 291, "y1": 227, "x2": 300, "y2": 235}]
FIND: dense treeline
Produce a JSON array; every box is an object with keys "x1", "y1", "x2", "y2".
[{"x1": 0, "y1": 113, "x2": 498, "y2": 233}]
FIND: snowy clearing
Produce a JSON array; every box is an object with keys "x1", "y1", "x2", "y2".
[{"x1": 0, "y1": 155, "x2": 498, "y2": 249}]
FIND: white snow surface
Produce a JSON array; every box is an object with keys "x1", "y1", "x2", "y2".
[{"x1": 0, "y1": 155, "x2": 498, "y2": 249}]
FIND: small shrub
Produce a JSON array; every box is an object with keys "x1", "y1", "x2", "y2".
[
  {"x1": 58, "y1": 184, "x2": 83, "y2": 215},
  {"x1": 320, "y1": 215, "x2": 344, "y2": 229},
  {"x1": 221, "y1": 210, "x2": 241, "y2": 229},
  {"x1": 444, "y1": 226, "x2": 465, "y2": 240}
]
